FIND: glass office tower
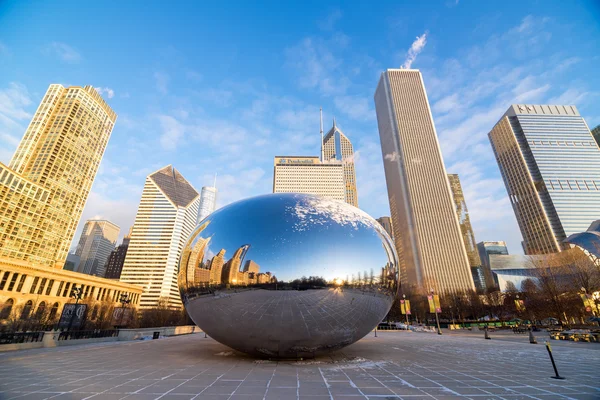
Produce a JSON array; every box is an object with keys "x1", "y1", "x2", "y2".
[{"x1": 489, "y1": 105, "x2": 600, "y2": 254}]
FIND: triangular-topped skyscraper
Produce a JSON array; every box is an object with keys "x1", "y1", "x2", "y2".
[
  {"x1": 120, "y1": 165, "x2": 200, "y2": 309},
  {"x1": 323, "y1": 120, "x2": 359, "y2": 207}
]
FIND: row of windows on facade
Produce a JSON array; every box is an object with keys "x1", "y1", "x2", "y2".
[
  {"x1": 0, "y1": 298, "x2": 60, "y2": 321},
  {"x1": 0, "y1": 270, "x2": 138, "y2": 304}
]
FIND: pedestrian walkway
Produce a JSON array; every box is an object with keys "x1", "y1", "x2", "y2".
[{"x1": 0, "y1": 330, "x2": 598, "y2": 399}]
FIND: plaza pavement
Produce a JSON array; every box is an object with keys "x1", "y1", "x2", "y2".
[{"x1": 0, "y1": 330, "x2": 598, "y2": 400}]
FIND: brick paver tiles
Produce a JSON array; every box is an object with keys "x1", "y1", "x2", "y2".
[{"x1": 0, "y1": 330, "x2": 598, "y2": 400}]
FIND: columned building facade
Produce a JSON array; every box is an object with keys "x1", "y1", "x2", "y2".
[
  {"x1": 120, "y1": 166, "x2": 200, "y2": 309},
  {"x1": 374, "y1": 69, "x2": 474, "y2": 293},
  {"x1": 0, "y1": 257, "x2": 142, "y2": 322}
]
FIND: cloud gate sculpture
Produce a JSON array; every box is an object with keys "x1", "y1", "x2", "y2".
[{"x1": 178, "y1": 193, "x2": 399, "y2": 358}]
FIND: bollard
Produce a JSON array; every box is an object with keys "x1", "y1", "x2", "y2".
[
  {"x1": 484, "y1": 326, "x2": 491, "y2": 340},
  {"x1": 529, "y1": 330, "x2": 537, "y2": 344},
  {"x1": 375, "y1": 327, "x2": 378, "y2": 337},
  {"x1": 545, "y1": 341, "x2": 564, "y2": 379}
]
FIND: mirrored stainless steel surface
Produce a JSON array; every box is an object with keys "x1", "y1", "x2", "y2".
[{"x1": 178, "y1": 193, "x2": 399, "y2": 358}]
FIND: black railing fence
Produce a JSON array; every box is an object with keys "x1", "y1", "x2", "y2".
[
  {"x1": 57, "y1": 329, "x2": 119, "y2": 341},
  {"x1": 0, "y1": 331, "x2": 45, "y2": 344}
]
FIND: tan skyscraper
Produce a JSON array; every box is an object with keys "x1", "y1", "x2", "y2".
[
  {"x1": 273, "y1": 156, "x2": 345, "y2": 202},
  {"x1": 322, "y1": 119, "x2": 359, "y2": 206},
  {"x1": 0, "y1": 84, "x2": 116, "y2": 268},
  {"x1": 374, "y1": 69, "x2": 474, "y2": 293},
  {"x1": 120, "y1": 165, "x2": 200, "y2": 309}
]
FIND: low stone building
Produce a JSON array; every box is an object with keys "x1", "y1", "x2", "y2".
[{"x1": 0, "y1": 257, "x2": 143, "y2": 325}]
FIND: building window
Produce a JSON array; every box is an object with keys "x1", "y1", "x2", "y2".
[
  {"x1": 0, "y1": 271, "x2": 10, "y2": 290},
  {"x1": 7, "y1": 273, "x2": 19, "y2": 291},
  {"x1": 16, "y1": 275, "x2": 27, "y2": 292},
  {"x1": 20, "y1": 300, "x2": 33, "y2": 320},
  {"x1": 55, "y1": 281, "x2": 64, "y2": 296},
  {"x1": 35, "y1": 301, "x2": 46, "y2": 319},
  {"x1": 37, "y1": 278, "x2": 48, "y2": 295},
  {"x1": 0, "y1": 299, "x2": 14, "y2": 319},
  {"x1": 29, "y1": 277, "x2": 40, "y2": 294},
  {"x1": 49, "y1": 302, "x2": 59, "y2": 320},
  {"x1": 45, "y1": 280, "x2": 54, "y2": 295}
]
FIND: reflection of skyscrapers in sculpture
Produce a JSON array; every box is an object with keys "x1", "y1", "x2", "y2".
[
  {"x1": 489, "y1": 104, "x2": 600, "y2": 255},
  {"x1": 222, "y1": 245, "x2": 250, "y2": 284},
  {"x1": 0, "y1": 84, "x2": 116, "y2": 268},
  {"x1": 322, "y1": 119, "x2": 359, "y2": 207},
  {"x1": 374, "y1": 69, "x2": 474, "y2": 293},
  {"x1": 74, "y1": 219, "x2": 120, "y2": 277},
  {"x1": 273, "y1": 157, "x2": 345, "y2": 201},
  {"x1": 448, "y1": 174, "x2": 488, "y2": 291},
  {"x1": 376, "y1": 217, "x2": 394, "y2": 240},
  {"x1": 120, "y1": 165, "x2": 200, "y2": 309},
  {"x1": 208, "y1": 249, "x2": 226, "y2": 284},
  {"x1": 198, "y1": 184, "x2": 218, "y2": 222}
]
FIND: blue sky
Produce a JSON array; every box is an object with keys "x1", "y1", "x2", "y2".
[{"x1": 0, "y1": 0, "x2": 599, "y2": 255}]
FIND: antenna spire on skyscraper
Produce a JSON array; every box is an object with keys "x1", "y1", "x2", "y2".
[
  {"x1": 213, "y1": 173, "x2": 217, "y2": 188},
  {"x1": 320, "y1": 107, "x2": 324, "y2": 162}
]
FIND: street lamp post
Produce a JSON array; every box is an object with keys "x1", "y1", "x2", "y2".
[
  {"x1": 431, "y1": 289, "x2": 442, "y2": 335},
  {"x1": 118, "y1": 293, "x2": 131, "y2": 328},
  {"x1": 403, "y1": 294, "x2": 409, "y2": 328},
  {"x1": 67, "y1": 285, "x2": 83, "y2": 332}
]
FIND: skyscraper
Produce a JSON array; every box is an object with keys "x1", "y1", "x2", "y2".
[
  {"x1": 374, "y1": 69, "x2": 474, "y2": 293},
  {"x1": 447, "y1": 174, "x2": 481, "y2": 267},
  {"x1": 198, "y1": 185, "x2": 217, "y2": 222},
  {"x1": 0, "y1": 84, "x2": 116, "y2": 268},
  {"x1": 120, "y1": 165, "x2": 200, "y2": 309},
  {"x1": 104, "y1": 228, "x2": 132, "y2": 279},
  {"x1": 322, "y1": 119, "x2": 359, "y2": 207},
  {"x1": 591, "y1": 125, "x2": 600, "y2": 147},
  {"x1": 74, "y1": 219, "x2": 120, "y2": 277},
  {"x1": 272, "y1": 156, "x2": 345, "y2": 202},
  {"x1": 489, "y1": 104, "x2": 600, "y2": 255},
  {"x1": 477, "y1": 241, "x2": 508, "y2": 290},
  {"x1": 376, "y1": 217, "x2": 394, "y2": 240},
  {"x1": 448, "y1": 174, "x2": 485, "y2": 291}
]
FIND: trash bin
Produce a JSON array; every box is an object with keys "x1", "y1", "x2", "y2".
[{"x1": 153, "y1": 331, "x2": 160, "y2": 340}]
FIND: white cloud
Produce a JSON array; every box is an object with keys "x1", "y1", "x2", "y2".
[
  {"x1": 154, "y1": 72, "x2": 170, "y2": 94},
  {"x1": 318, "y1": 9, "x2": 342, "y2": 31},
  {"x1": 384, "y1": 152, "x2": 400, "y2": 162},
  {"x1": 195, "y1": 88, "x2": 234, "y2": 107},
  {"x1": 46, "y1": 42, "x2": 81, "y2": 63},
  {"x1": 94, "y1": 87, "x2": 115, "y2": 99},
  {"x1": 334, "y1": 95, "x2": 375, "y2": 121},
  {"x1": 158, "y1": 115, "x2": 185, "y2": 151},
  {"x1": 401, "y1": 31, "x2": 428, "y2": 69},
  {"x1": 0, "y1": 82, "x2": 32, "y2": 163},
  {"x1": 548, "y1": 88, "x2": 590, "y2": 106},
  {"x1": 555, "y1": 57, "x2": 580, "y2": 73},
  {"x1": 284, "y1": 37, "x2": 349, "y2": 96},
  {"x1": 432, "y1": 93, "x2": 460, "y2": 114}
]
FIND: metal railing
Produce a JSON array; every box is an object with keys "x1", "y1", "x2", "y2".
[
  {"x1": 57, "y1": 329, "x2": 119, "y2": 341},
  {"x1": 0, "y1": 331, "x2": 45, "y2": 345}
]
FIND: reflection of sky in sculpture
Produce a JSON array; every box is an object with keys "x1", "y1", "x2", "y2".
[
  {"x1": 179, "y1": 193, "x2": 398, "y2": 358},
  {"x1": 195, "y1": 193, "x2": 392, "y2": 282}
]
